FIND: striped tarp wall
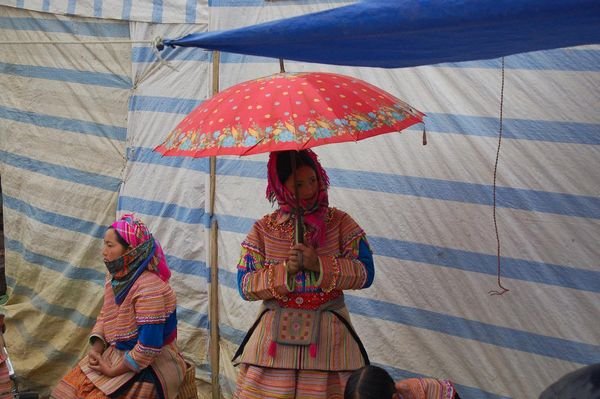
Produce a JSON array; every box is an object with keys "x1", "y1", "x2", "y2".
[
  {"x1": 0, "y1": 5, "x2": 130, "y2": 393},
  {"x1": 1, "y1": 1, "x2": 599, "y2": 398}
]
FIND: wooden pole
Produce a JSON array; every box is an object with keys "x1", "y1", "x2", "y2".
[{"x1": 209, "y1": 50, "x2": 221, "y2": 399}]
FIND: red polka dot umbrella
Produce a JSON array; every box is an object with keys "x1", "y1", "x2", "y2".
[{"x1": 155, "y1": 71, "x2": 424, "y2": 157}]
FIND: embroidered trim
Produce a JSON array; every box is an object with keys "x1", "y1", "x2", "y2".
[
  {"x1": 322, "y1": 256, "x2": 340, "y2": 293},
  {"x1": 267, "y1": 264, "x2": 288, "y2": 301}
]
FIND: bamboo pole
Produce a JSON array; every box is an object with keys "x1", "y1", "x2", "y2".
[{"x1": 209, "y1": 50, "x2": 221, "y2": 399}]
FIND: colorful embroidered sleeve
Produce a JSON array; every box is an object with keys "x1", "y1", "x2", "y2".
[
  {"x1": 237, "y1": 224, "x2": 291, "y2": 301},
  {"x1": 126, "y1": 281, "x2": 177, "y2": 371},
  {"x1": 318, "y1": 214, "x2": 374, "y2": 292},
  {"x1": 89, "y1": 278, "x2": 109, "y2": 347},
  {"x1": 237, "y1": 247, "x2": 291, "y2": 301}
]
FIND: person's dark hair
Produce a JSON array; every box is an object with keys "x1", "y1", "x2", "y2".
[
  {"x1": 539, "y1": 363, "x2": 600, "y2": 399},
  {"x1": 344, "y1": 365, "x2": 396, "y2": 399},
  {"x1": 276, "y1": 150, "x2": 317, "y2": 185},
  {"x1": 108, "y1": 227, "x2": 129, "y2": 248}
]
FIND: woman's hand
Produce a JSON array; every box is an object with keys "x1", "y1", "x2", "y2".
[
  {"x1": 288, "y1": 244, "x2": 320, "y2": 273},
  {"x1": 88, "y1": 340, "x2": 105, "y2": 367},
  {"x1": 88, "y1": 351, "x2": 115, "y2": 377}
]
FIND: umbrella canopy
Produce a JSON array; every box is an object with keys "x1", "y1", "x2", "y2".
[
  {"x1": 155, "y1": 71, "x2": 424, "y2": 157},
  {"x1": 161, "y1": 0, "x2": 600, "y2": 69}
]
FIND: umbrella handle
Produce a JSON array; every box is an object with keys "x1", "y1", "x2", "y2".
[{"x1": 295, "y1": 212, "x2": 304, "y2": 268}]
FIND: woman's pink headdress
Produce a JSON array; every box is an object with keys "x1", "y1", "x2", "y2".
[
  {"x1": 111, "y1": 214, "x2": 171, "y2": 282},
  {"x1": 266, "y1": 149, "x2": 330, "y2": 247}
]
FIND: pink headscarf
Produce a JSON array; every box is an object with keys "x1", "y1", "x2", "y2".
[
  {"x1": 266, "y1": 149, "x2": 330, "y2": 247},
  {"x1": 111, "y1": 214, "x2": 171, "y2": 282}
]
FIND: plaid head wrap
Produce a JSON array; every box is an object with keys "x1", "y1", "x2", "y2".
[
  {"x1": 266, "y1": 149, "x2": 330, "y2": 247},
  {"x1": 106, "y1": 214, "x2": 171, "y2": 304}
]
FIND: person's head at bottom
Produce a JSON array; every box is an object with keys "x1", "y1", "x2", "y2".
[{"x1": 344, "y1": 365, "x2": 396, "y2": 399}]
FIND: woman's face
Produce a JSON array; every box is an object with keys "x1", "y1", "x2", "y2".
[
  {"x1": 285, "y1": 165, "x2": 318, "y2": 201},
  {"x1": 103, "y1": 228, "x2": 129, "y2": 263}
]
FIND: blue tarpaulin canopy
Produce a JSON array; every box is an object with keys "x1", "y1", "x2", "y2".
[{"x1": 163, "y1": 0, "x2": 600, "y2": 68}]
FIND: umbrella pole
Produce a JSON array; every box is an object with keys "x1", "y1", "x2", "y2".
[{"x1": 209, "y1": 50, "x2": 221, "y2": 399}]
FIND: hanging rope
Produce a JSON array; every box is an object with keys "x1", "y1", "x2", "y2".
[{"x1": 489, "y1": 57, "x2": 510, "y2": 296}]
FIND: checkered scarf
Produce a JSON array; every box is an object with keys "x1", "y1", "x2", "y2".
[{"x1": 106, "y1": 214, "x2": 171, "y2": 304}]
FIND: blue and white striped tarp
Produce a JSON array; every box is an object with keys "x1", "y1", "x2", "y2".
[{"x1": 0, "y1": 1, "x2": 598, "y2": 398}]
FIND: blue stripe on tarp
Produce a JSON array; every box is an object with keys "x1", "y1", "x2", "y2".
[
  {"x1": 165, "y1": 255, "x2": 208, "y2": 278},
  {"x1": 128, "y1": 146, "x2": 210, "y2": 172},
  {"x1": 218, "y1": 267, "x2": 599, "y2": 365},
  {"x1": 129, "y1": 95, "x2": 202, "y2": 114},
  {"x1": 129, "y1": 146, "x2": 600, "y2": 219},
  {"x1": 371, "y1": 237, "x2": 600, "y2": 293},
  {"x1": 427, "y1": 113, "x2": 600, "y2": 145},
  {"x1": 140, "y1": 143, "x2": 600, "y2": 222},
  {"x1": 186, "y1": 0, "x2": 198, "y2": 23},
  {"x1": 122, "y1": 0, "x2": 132, "y2": 19},
  {"x1": 6, "y1": 274, "x2": 208, "y2": 331},
  {"x1": 67, "y1": 0, "x2": 77, "y2": 14},
  {"x1": 329, "y1": 169, "x2": 600, "y2": 219},
  {"x1": 177, "y1": 305, "x2": 209, "y2": 329},
  {"x1": 6, "y1": 276, "x2": 97, "y2": 328},
  {"x1": 8, "y1": 231, "x2": 205, "y2": 282},
  {"x1": 347, "y1": 295, "x2": 600, "y2": 365},
  {"x1": 117, "y1": 196, "x2": 209, "y2": 225},
  {"x1": 22, "y1": 179, "x2": 571, "y2": 290},
  {"x1": 379, "y1": 363, "x2": 511, "y2": 399},
  {"x1": 0, "y1": 105, "x2": 127, "y2": 141},
  {"x1": 215, "y1": 212, "x2": 600, "y2": 292},
  {"x1": 5, "y1": 238, "x2": 105, "y2": 282},
  {"x1": 443, "y1": 48, "x2": 600, "y2": 72},
  {"x1": 214, "y1": 157, "x2": 600, "y2": 219},
  {"x1": 152, "y1": 0, "x2": 163, "y2": 23},
  {"x1": 0, "y1": 151, "x2": 122, "y2": 191},
  {"x1": 125, "y1": 93, "x2": 599, "y2": 143},
  {"x1": 3, "y1": 195, "x2": 107, "y2": 239},
  {"x1": 131, "y1": 45, "x2": 211, "y2": 63},
  {"x1": 0, "y1": 17, "x2": 129, "y2": 37},
  {"x1": 93, "y1": 0, "x2": 102, "y2": 17},
  {"x1": 0, "y1": 62, "x2": 131, "y2": 88}
]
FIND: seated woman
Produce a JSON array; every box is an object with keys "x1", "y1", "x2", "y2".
[
  {"x1": 52, "y1": 214, "x2": 187, "y2": 399},
  {"x1": 344, "y1": 365, "x2": 461, "y2": 399}
]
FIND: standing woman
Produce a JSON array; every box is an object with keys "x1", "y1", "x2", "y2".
[
  {"x1": 233, "y1": 149, "x2": 375, "y2": 399},
  {"x1": 52, "y1": 214, "x2": 187, "y2": 399}
]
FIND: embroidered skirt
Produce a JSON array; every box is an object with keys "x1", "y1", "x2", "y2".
[
  {"x1": 233, "y1": 364, "x2": 352, "y2": 399},
  {"x1": 51, "y1": 364, "x2": 160, "y2": 399}
]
